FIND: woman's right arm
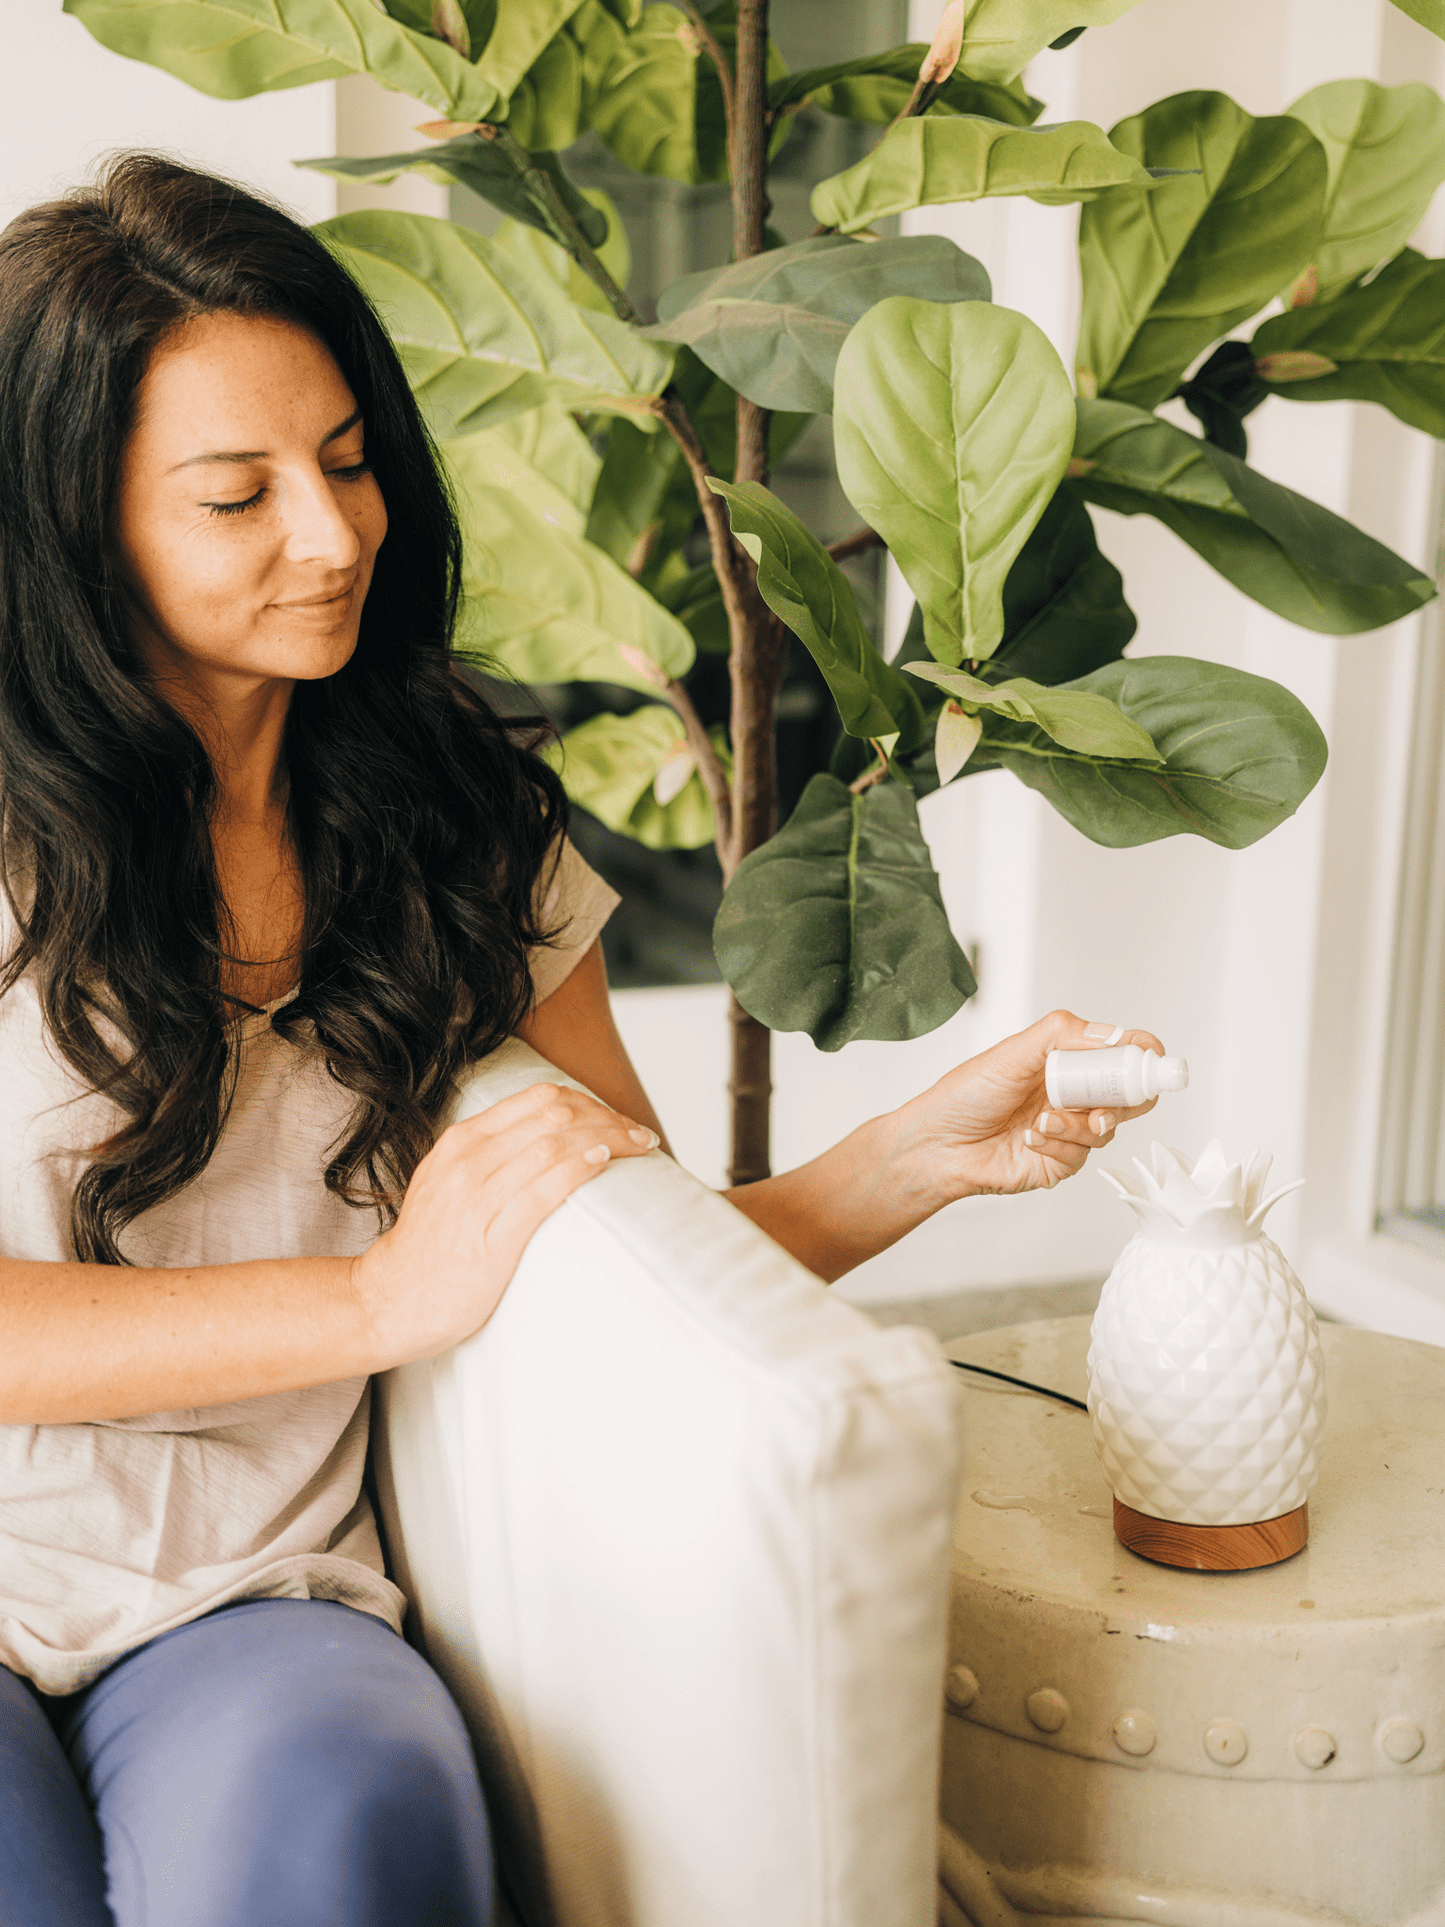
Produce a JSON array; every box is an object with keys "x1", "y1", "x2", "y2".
[{"x1": 0, "y1": 1083, "x2": 656, "y2": 1424}]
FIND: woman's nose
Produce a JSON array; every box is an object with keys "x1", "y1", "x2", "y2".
[{"x1": 284, "y1": 466, "x2": 363, "y2": 570}]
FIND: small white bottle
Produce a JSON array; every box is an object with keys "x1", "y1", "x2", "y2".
[{"x1": 1045, "y1": 1045, "x2": 1188, "y2": 1111}]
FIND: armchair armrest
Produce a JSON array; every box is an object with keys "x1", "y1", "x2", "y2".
[{"x1": 371, "y1": 1039, "x2": 961, "y2": 1927}]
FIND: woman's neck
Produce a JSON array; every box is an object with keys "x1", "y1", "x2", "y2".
[{"x1": 145, "y1": 660, "x2": 304, "y2": 1011}]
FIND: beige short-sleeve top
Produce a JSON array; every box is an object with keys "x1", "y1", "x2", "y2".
[{"x1": 0, "y1": 837, "x2": 618, "y2": 1695}]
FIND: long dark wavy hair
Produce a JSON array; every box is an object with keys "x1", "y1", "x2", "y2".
[{"x1": 0, "y1": 153, "x2": 569, "y2": 1263}]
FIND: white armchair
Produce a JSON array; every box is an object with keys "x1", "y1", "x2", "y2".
[{"x1": 369, "y1": 1038, "x2": 962, "y2": 1927}]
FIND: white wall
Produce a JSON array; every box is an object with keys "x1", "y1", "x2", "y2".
[
  {"x1": 1, "y1": 2, "x2": 336, "y2": 230},
  {"x1": 333, "y1": 75, "x2": 450, "y2": 220}
]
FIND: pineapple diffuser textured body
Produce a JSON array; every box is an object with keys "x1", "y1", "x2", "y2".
[{"x1": 1087, "y1": 1142, "x2": 1327, "y2": 1570}]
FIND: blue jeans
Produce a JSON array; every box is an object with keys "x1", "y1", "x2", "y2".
[{"x1": 0, "y1": 1597, "x2": 494, "y2": 1926}]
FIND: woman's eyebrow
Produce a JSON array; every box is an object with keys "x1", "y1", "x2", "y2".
[{"x1": 169, "y1": 409, "x2": 364, "y2": 473}]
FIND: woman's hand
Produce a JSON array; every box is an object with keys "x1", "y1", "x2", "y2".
[
  {"x1": 348, "y1": 1081, "x2": 658, "y2": 1367},
  {"x1": 900, "y1": 1009, "x2": 1167, "y2": 1203}
]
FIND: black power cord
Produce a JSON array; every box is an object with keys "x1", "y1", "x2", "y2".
[{"x1": 949, "y1": 1359, "x2": 1089, "y2": 1413}]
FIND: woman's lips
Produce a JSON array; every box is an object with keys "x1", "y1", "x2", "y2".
[{"x1": 271, "y1": 580, "x2": 357, "y2": 613}]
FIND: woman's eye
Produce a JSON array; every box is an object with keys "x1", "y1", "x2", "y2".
[
  {"x1": 205, "y1": 489, "x2": 265, "y2": 518},
  {"x1": 202, "y1": 460, "x2": 369, "y2": 519}
]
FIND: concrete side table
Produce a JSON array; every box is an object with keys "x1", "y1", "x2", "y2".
[{"x1": 939, "y1": 1316, "x2": 1445, "y2": 1927}]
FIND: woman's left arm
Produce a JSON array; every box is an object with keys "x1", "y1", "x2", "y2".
[{"x1": 517, "y1": 942, "x2": 1163, "y2": 1283}]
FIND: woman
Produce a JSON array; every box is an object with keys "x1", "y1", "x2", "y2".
[{"x1": 0, "y1": 155, "x2": 1161, "y2": 1926}]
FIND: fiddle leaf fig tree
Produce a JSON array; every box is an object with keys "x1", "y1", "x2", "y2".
[{"x1": 67, "y1": 0, "x2": 1445, "y2": 1184}]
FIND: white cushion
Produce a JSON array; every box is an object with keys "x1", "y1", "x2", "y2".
[{"x1": 372, "y1": 1039, "x2": 962, "y2": 1927}]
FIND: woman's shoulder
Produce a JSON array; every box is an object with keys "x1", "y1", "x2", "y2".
[{"x1": 528, "y1": 836, "x2": 620, "y2": 1007}]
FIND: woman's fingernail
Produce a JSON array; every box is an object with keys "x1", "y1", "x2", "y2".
[
  {"x1": 629, "y1": 1128, "x2": 659, "y2": 1148},
  {"x1": 1036, "y1": 1112, "x2": 1057, "y2": 1135},
  {"x1": 1024, "y1": 1129, "x2": 1038, "y2": 1148},
  {"x1": 1094, "y1": 1113, "x2": 1116, "y2": 1136},
  {"x1": 1084, "y1": 1022, "x2": 1125, "y2": 1044},
  {"x1": 585, "y1": 1144, "x2": 611, "y2": 1164}
]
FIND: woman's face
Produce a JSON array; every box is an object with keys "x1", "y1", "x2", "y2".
[{"x1": 112, "y1": 310, "x2": 388, "y2": 703}]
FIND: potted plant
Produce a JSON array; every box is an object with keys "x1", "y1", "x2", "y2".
[{"x1": 67, "y1": 0, "x2": 1445, "y2": 1180}]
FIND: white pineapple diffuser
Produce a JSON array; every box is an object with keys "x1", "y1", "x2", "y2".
[{"x1": 1087, "y1": 1141, "x2": 1327, "y2": 1571}]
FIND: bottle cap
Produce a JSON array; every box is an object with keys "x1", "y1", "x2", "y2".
[{"x1": 1154, "y1": 1054, "x2": 1188, "y2": 1092}]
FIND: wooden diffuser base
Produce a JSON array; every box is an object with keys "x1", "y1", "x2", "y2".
[{"x1": 1114, "y1": 1498, "x2": 1309, "y2": 1571}]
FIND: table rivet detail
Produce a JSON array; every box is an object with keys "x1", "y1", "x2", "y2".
[
  {"x1": 1380, "y1": 1719, "x2": 1424, "y2": 1764},
  {"x1": 1112, "y1": 1709, "x2": 1156, "y2": 1757},
  {"x1": 1293, "y1": 1726, "x2": 1336, "y2": 1769},
  {"x1": 1026, "y1": 1688, "x2": 1069, "y2": 1733},
  {"x1": 945, "y1": 1665, "x2": 979, "y2": 1712},
  {"x1": 1203, "y1": 1719, "x2": 1248, "y2": 1766}
]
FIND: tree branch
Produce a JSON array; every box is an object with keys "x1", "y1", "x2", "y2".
[
  {"x1": 481, "y1": 125, "x2": 638, "y2": 325},
  {"x1": 848, "y1": 740, "x2": 894, "y2": 794},
  {"x1": 726, "y1": 0, "x2": 783, "y2": 894},
  {"x1": 888, "y1": 72, "x2": 946, "y2": 127},
  {"x1": 892, "y1": 0, "x2": 963, "y2": 127},
  {"x1": 664, "y1": 677, "x2": 733, "y2": 856},
  {"x1": 732, "y1": 0, "x2": 770, "y2": 266},
  {"x1": 828, "y1": 525, "x2": 883, "y2": 563},
  {"x1": 682, "y1": 2, "x2": 737, "y2": 170},
  {"x1": 648, "y1": 396, "x2": 755, "y2": 649}
]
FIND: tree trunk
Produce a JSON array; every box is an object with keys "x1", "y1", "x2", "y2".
[
  {"x1": 727, "y1": 994, "x2": 773, "y2": 1185},
  {"x1": 724, "y1": 0, "x2": 784, "y2": 1189}
]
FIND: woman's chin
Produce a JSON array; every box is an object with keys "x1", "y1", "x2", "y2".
[{"x1": 253, "y1": 616, "x2": 362, "y2": 684}]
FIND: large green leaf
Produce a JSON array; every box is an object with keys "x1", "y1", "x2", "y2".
[
  {"x1": 317, "y1": 210, "x2": 672, "y2": 435},
  {"x1": 500, "y1": 24, "x2": 588, "y2": 150},
  {"x1": 478, "y1": 405, "x2": 602, "y2": 517},
  {"x1": 1392, "y1": 0, "x2": 1445, "y2": 35},
  {"x1": 379, "y1": 0, "x2": 467, "y2": 39},
  {"x1": 1285, "y1": 80, "x2": 1445, "y2": 299},
  {"x1": 442, "y1": 414, "x2": 597, "y2": 538},
  {"x1": 1172, "y1": 340, "x2": 1270, "y2": 457},
  {"x1": 891, "y1": 493, "x2": 1137, "y2": 698},
  {"x1": 992, "y1": 488, "x2": 1135, "y2": 681},
  {"x1": 383, "y1": 0, "x2": 494, "y2": 58},
  {"x1": 1249, "y1": 249, "x2": 1445, "y2": 438},
  {"x1": 1069, "y1": 398, "x2": 1435, "y2": 634},
  {"x1": 812, "y1": 115, "x2": 1169, "y2": 233},
  {"x1": 707, "y1": 479, "x2": 927, "y2": 748},
  {"x1": 584, "y1": 417, "x2": 686, "y2": 570},
  {"x1": 940, "y1": 0, "x2": 1147, "y2": 85},
  {"x1": 1076, "y1": 93, "x2": 1326, "y2": 409},
  {"x1": 63, "y1": 0, "x2": 503, "y2": 117},
  {"x1": 567, "y1": 0, "x2": 787, "y2": 185},
  {"x1": 969, "y1": 657, "x2": 1328, "y2": 849},
  {"x1": 450, "y1": 484, "x2": 694, "y2": 692},
  {"x1": 474, "y1": 0, "x2": 586, "y2": 98},
  {"x1": 833, "y1": 298, "x2": 1076, "y2": 665},
  {"x1": 654, "y1": 560, "x2": 730, "y2": 655},
  {"x1": 772, "y1": 48, "x2": 1041, "y2": 127},
  {"x1": 903, "y1": 663, "x2": 1161, "y2": 761},
  {"x1": 714, "y1": 773, "x2": 976, "y2": 1051},
  {"x1": 644, "y1": 235, "x2": 990, "y2": 414},
  {"x1": 296, "y1": 137, "x2": 608, "y2": 252},
  {"x1": 491, "y1": 190, "x2": 630, "y2": 315},
  {"x1": 543, "y1": 706, "x2": 724, "y2": 849},
  {"x1": 573, "y1": 3, "x2": 700, "y2": 180}
]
